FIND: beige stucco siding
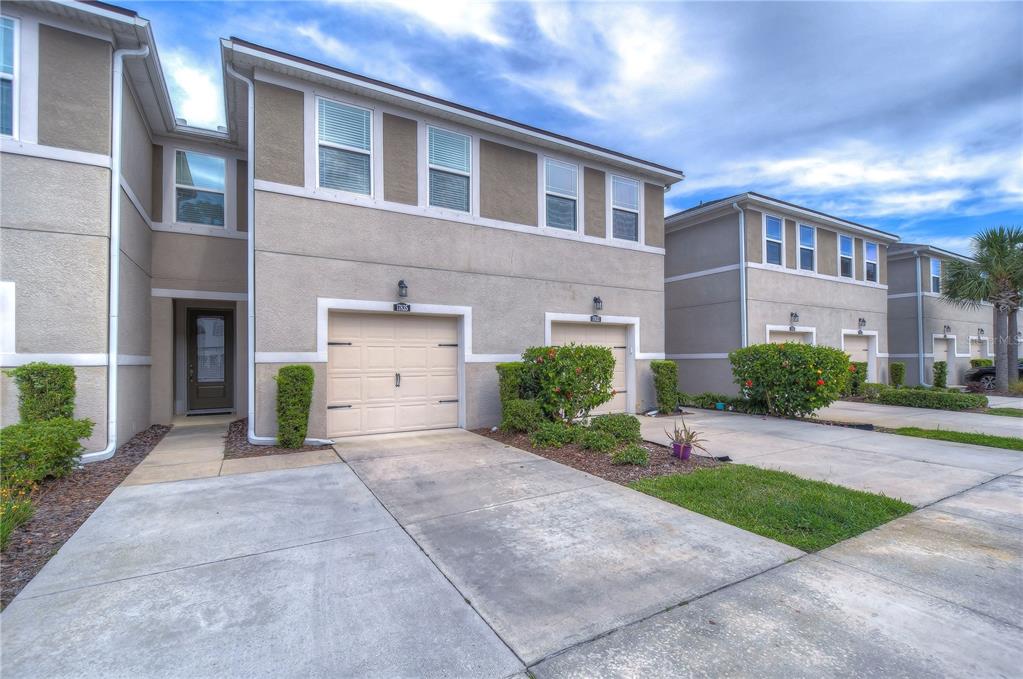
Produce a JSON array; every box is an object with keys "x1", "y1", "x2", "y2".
[
  {"x1": 150, "y1": 232, "x2": 247, "y2": 293},
  {"x1": 584, "y1": 167, "x2": 606, "y2": 237},
  {"x1": 0, "y1": 154, "x2": 109, "y2": 236},
  {"x1": 37, "y1": 25, "x2": 111, "y2": 155},
  {"x1": 254, "y1": 81, "x2": 304, "y2": 186},
  {"x1": 817, "y1": 228, "x2": 837, "y2": 276},
  {"x1": 382, "y1": 113, "x2": 418, "y2": 205},
  {"x1": 664, "y1": 212, "x2": 739, "y2": 277},
  {"x1": 644, "y1": 183, "x2": 664, "y2": 248},
  {"x1": 151, "y1": 144, "x2": 164, "y2": 221},
  {"x1": 854, "y1": 238, "x2": 865, "y2": 280},
  {"x1": 879, "y1": 245, "x2": 888, "y2": 284},
  {"x1": 784, "y1": 219, "x2": 796, "y2": 269},
  {"x1": 121, "y1": 82, "x2": 153, "y2": 216},
  {"x1": 479, "y1": 140, "x2": 537, "y2": 226},
  {"x1": 744, "y1": 209, "x2": 762, "y2": 263}
]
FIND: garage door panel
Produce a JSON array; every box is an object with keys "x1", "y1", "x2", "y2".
[
  {"x1": 328, "y1": 375, "x2": 363, "y2": 403},
  {"x1": 844, "y1": 335, "x2": 870, "y2": 361},
  {"x1": 430, "y1": 373, "x2": 458, "y2": 399},
  {"x1": 327, "y1": 407, "x2": 362, "y2": 437},
  {"x1": 429, "y1": 346, "x2": 458, "y2": 368},
  {"x1": 396, "y1": 345, "x2": 429, "y2": 370},
  {"x1": 327, "y1": 345, "x2": 359, "y2": 369}
]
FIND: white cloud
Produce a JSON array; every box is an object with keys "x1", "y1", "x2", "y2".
[
  {"x1": 330, "y1": 0, "x2": 509, "y2": 45},
  {"x1": 162, "y1": 49, "x2": 224, "y2": 129}
]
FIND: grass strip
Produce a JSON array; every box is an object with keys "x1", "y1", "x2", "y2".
[
  {"x1": 893, "y1": 427, "x2": 1023, "y2": 451},
  {"x1": 984, "y1": 407, "x2": 1023, "y2": 418}
]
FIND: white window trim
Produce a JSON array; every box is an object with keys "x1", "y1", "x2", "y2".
[
  {"x1": 797, "y1": 223, "x2": 816, "y2": 273},
  {"x1": 864, "y1": 241, "x2": 880, "y2": 283},
  {"x1": 838, "y1": 234, "x2": 854, "y2": 278},
  {"x1": 426, "y1": 123, "x2": 472, "y2": 214},
  {"x1": 162, "y1": 143, "x2": 238, "y2": 234},
  {"x1": 930, "y1": 257, "x2": 942, "y2": 293},
  {"x1": 763, "y1": 213, "x2": 785, "y2": 267},
  {"x1": 173, "y1": 148, "x2": 229, "y2": 229},
  {"x1": 608, "y1": 174, "x2": 642, "y2": 243},
  {"x1": 0, "y1": 15, "x2": 19, "y2": 140},
  {"x1": 542, "y1": 156, "x2": 579, "y2": 231},
  {"x1": 314, "y1": 95, "x2": 374, "y2": 197}
]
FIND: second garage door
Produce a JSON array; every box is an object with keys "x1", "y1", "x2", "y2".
[
  {"x1": 550, "y1": 322, "x2": 628, "y2": 415},
  {"x1": 327, "y1": 313, "x2": 459, "y2": 437}
]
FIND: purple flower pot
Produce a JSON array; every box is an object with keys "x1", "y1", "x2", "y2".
[{"x1": 672, "y1": 443, "x2": 692, "y2": 461}]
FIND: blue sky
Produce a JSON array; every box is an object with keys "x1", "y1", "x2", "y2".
[{"x1": 125, "y1": 0, "x2": 1022, "y2": 255}]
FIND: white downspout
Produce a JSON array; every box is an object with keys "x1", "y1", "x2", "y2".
[
  {"x1": 82, "y1": 45, "x2": 150, "y2": 463},
  {"x1": 732, "y1": 203, "x2": 748, "y2": 347},
  {"x1": 224, "y1": 60, "x2": 332, "y2": 447},
  {"x1": 913, "y1": 249, "x2": 931, "y2": 387}
]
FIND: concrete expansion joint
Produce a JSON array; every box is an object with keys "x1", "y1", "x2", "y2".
[{"x1": 911, "y1": 468, "x2": 1019, "y2": 515}]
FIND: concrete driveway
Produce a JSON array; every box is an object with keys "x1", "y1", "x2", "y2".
[
  {"x1": 642, "y1": 410, "x2": 1023, "y2": 505},
  {"x1": 815, "y1": 399, "x2": 1023, "y2": 437}
]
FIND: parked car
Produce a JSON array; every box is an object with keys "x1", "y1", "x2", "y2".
[{"x1": 964, "y1": 361, "x2": 1023, "y2": 390}]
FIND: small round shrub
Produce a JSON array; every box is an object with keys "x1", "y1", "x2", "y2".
[
  {"x1": 500, "y1": 399, "x2": 544, "y2": 433},
  {"x1": 890, "y1": 361, "x2": 906, "y2": 388},
  {"x1": 730, "y1": 343, "x2": 851, "y2": 418},
  {"x1": 530, "y1": 421, "x2": 579, "y2": 449},
  {"x1": 589, "y1": 413, "x2": 641, "y2": 444},
  {"x1": 4, "y1": 362, "x2": 77, "y2": 422},
  {"x1": 611, "y1": 444, "x2": 649, "y2": 466},
  {"x1": 932, "y1": 361, "x2": 948, "y2": 389},
  {"x1": 521, "y1": 345, "x2": 615, "y2": 421},
  {"x1": 580, "y1": 428, "x2": 616, "y2": 453}
]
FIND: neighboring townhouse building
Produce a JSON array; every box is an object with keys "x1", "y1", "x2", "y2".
[
  {"x1": 887, "y1": 243, "x2": 993, "y2": 386},
  {"x1": 1, "y1": 1, "x2": 682, "y2": 455},
  {"x1": 664, "y1": 193, "x2": 900, "y2": 394}
]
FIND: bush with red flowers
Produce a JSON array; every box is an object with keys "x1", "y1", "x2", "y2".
[
  {"x1": 520, "y1": 344, "x2": 615, "y2": 422},
  {"x1": 729, "y1": 343, "x2": 850, "y2": 417}
]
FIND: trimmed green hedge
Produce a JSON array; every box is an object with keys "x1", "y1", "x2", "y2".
[
  {"x1": 932, "y1": 361, "x2": 948, "y2": 389},
  {"x1": 3, "y1": 362, "x2": 76, "y2": 422},
  {"x1": 500, "y1": 399, "x2": 543, "y2": 433},
  {"x1": 275, "y1": 365, "x2": 314, "y2": 448},
  {"x1": 970, "y1": 358, "x2": 994, "y2": 368},
  {"x1": 496, "y1": 362, "x2": 527, "y2": 406},
  {"x1": 581, "y1": 428, "x2": 617, "y2": 453},
  {"x1": 650, "y1": 360, "x2": 679, "y2": 414},
  {"x1": 730, "y1": 343, "x2": 850, "y2": 418},
  {"x1": 530, "y1": 420, "x2": 579, "y2": 448},
  {"x1": 1, "y1": 418, "x2": 94, "y2": 490},
  {"x1": 611, "y1": 444, "x2": 649, "y2": 466},
  {"x1": 588, "y1": 413, "x2": 641, "y2": 444},
  {"x1": 889, "y1": 361, "x2": 906, "y2": 387},
  {"x1": 876, "y1": 387, "x2": 987, "y2": 411}
]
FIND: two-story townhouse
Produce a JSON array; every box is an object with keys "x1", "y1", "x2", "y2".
[
  {"x1": 887, "y1": 243, "x2": 993, "y2": 386},
  {"x1": 664, "y1": 193, "x2": 900, "y2": 394},
  {"x1": 1, "y1": 0, "x2": 682, "y2": 455}
]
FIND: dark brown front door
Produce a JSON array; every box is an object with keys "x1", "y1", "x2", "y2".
[{"x1": 187, "y1": 308, "x2": 234, "y2": 412}]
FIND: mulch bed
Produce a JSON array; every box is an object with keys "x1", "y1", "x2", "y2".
[
  {"x1": 478, "y1": 428, "x2": 719, "y2": 485},
  {"x1": 1, "y1": 424, "x2": 171, "y2": 610},
  {"x1": 222, "y1": 418, "x2": 333, "y2": 460}
]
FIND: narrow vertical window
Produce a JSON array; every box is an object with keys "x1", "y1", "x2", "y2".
[
  {"x1": 175, "y1": 150, "x2": 226, "y2": 226},
  {"x1": 428, "y1": 126, "x2": 471, "y2": 212},
  {"x1": 765, "y1": 215, "x2": 783, "y2": 265},
  {"x1": 865, "y1": 242, "x2": 879, "y2": 283},
  {"x1": 930, "y1": 257, "x2": 941, "y2": 293},
  {"x1": 798, "y1": 224, "x2": 815, "y2": 271},
  {"x1": 544, "y1": 158, "x2": 577, "y2": 230},
  {"x1": 317, "y1": 98, "x2": 372, "y2": 195},
  {"x1": 839, "y1": 234, "x2": 853, "y2": 278},
  {"x1": 611, "y1": 175, "x2": 639, "y2": 241},
  {"x1": 0, "y1": 17, "x2": 16, "y2": 138}
]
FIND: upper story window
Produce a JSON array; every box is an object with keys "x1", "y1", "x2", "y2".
[
  {"x1": 428, "y1": 126, "x2": 471, "y2": 212},
  {"x1": 865, "y1": 241, "x2": 879, "y2": 283},
  {"x1": 175, "y1": 150, "x2": 225, "y2": 226},
  {"x1": 930, "y1": 257, "x2": 941, "y2": 293},
  {"x1": 0, "y1": 16, "x2": 16, "y2": 138},
  {"x1": 798, "y1": 224, "x2": 815, "y2": 271},
  {"x1": 765, "y1": 215, "x2": 783, "y2": 265},
  {"x1": 544, "y1": 158, "x2": 577, "y2": 230},
  {"x1": 611, "y1": 175, "x2": 640, "y2": 241},
  {"x1": 839, "y1": 234, "x2": 853, "y2": 278},
  {"x1": 317, "y1": 97, "x2": 372, "y2": 195}
]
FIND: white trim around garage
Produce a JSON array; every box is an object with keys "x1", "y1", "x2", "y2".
[
  {"x1": 840, "y1": 329, "x2": 879, "y2": 382},
  {"x1": 765, "y1": 324, "x2": 818, "y2": 345}
]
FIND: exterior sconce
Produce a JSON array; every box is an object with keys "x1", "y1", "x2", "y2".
[
  {"x1": 398, "y1": 280, "x2": 408, "y2": 298},
  {"x1": 789, "y1": 312, "x2": 799, "y2": 332},
  {"x1": 593, "y1": 296, "x2": 603, "y2": 312},
  {"x1": 943, "y1": 324, "x2": 951, "y2": 338},
  {"x1": 978, "y1": 328, "x2": 985, "y2": 338},
  {"x1": 857, "y1": 318, "x2": 866, "y2": 335}
]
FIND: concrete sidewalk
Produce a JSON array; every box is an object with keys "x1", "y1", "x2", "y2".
[
  {"x1": 816, "y1": 399, "x2": 1022, "y2": 437},
  {"x1": 642, "y1": 411, "x2": 1023, "y2": 506}
]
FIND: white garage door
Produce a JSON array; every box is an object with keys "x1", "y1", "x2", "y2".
[
  {"x1": 550, "y1": 322, "x2": 628, "y2": 415},
  {"x1": 844, "y1": 334, "x2": 870, "y2": 362},
  {"x1": 327, "y1": 313, "x2": 459, "y2": 437},
  {"x1": 768, "y1": 330, "x2": 811, "y2": 344}
]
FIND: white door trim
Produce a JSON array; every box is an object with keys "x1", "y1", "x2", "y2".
[
  {"x1": 545, "y1": 312, "x2": 638, "y2": 414},
  {"x1": 841, "y1": 329, "x2": 878, "y2": 382},
  {"x1": 765, "y1": 324, "x2": 817, "y2": 345}
]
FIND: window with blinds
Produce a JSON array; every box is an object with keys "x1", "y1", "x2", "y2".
[
  {"x1": 175, "y1": 150, "x2": 225, "y2": 226},
  {"x1": 317, "y1": 97, "x2": 372, "y2": 195},
  {"x1": 839, "y1": 235, "x2": 854, "y2": 278},
  {"x1": 867, "y1": 242, "x2": 880, "y2": 283},
  {"x1": 428, "y1": 126, "x2": 471, "y2": 212},
  {"x1": 611, "y1": 175, "x2": 639, "y2": 241},
  {"x1": 0, "y1": 16, "x2": 16, "y2": 138},
  {"x1": 544, "y1": 158, "x2": 577, "y2": 230},
  {"x1": 765, "y1": 216, "x2": 783, "y2": 265}
]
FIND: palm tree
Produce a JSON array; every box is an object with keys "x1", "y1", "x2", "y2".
[{"x1": 942, "y1": 226, "x2": 1023, "y2": 392}]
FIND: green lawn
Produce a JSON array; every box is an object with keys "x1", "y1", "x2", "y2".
[
  {"x1": 893, "y1": 427, "x2": 1023, "y2": 451},
  {"x1": 630, "y1": 465, "x2": 913, "y2": 552},
  {"x1": 984, "y1": 407, "x2": 1023, "y2": 418}
]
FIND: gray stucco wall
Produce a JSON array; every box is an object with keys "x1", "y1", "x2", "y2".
[
  {"x1": 150, "y1": 232, "x2": 246, "y2": 293},
  {"x1": 644, "y1": 183, "x2": 664, "y2": 248},
  {"x1": 236, "y1": 160, "x2": 248, "y2": 230},
  {"x1": 37, "y1": 25, "x2": 111, "y2": 155},
  {"x1": 382, "y1": 113, "x2": 418, "y2": 206},
  {"x1": 151, "y1": 144, "x2": 164, "y2": 221},
  {"x1": 121, "y1": 82, "x2": 152, "y2": 214},
  {"x1": 744, "y1": 208, "x2": 762, "y2": 263},
  {"x1": 584, "y1": 167, "x2": 605, "y2": 237},
  {"x1": 1, "y1": 154, "x2": 109, "y2": 235},
  {"x1": 676, "y1": 358, "x2": 736, "y2": 395},
  {"x1": 254, "y1": 81, "x2": 304, "y2": 186},
  {"x1": 664, "y1": 212, "x2": 739, "y2": 277},
  {"x1": 479, "y1": 140, "x2": 537, "y2": 226}
]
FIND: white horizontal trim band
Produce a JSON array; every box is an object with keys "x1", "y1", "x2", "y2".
[
  {"x1": 747, "y1": 262, "x2": 888, "y2": 290},
  {"x1": 664, "y1": 264, "x2": 740, "y2": 283},
  {"x1": 0, "y1": 353, "x2": 151, "y2": 367},
  {"x1": 1, "y1": 139, "x2": 110, "y2": 168},
  {"x1": 151, "y1": 288, "x2": 248, "y2": 301}
]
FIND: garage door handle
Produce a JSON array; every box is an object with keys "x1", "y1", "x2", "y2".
[{"x1": 395, "y1": 373, "x2": 401, "y2": 388}]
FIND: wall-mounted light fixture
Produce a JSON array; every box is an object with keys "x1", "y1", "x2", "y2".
[
  {"x1": 978, "y1": 328, "x2": 985, "y2": 338},
  {"x1": 593, "y1": 296, "x2": 603, "y2": 312},
  {"x1": 857, "y1": 318, "x2": 867, "y2": 335},
  {"x1": 398, "y1": 279, "x2": 408, "y2": 298},
  {"x1": 789, "y1": 312, "x2": 799, "y2": 332},
  {"x1": 943, "y1": 324, "x2": 951, "y2": 338}
]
